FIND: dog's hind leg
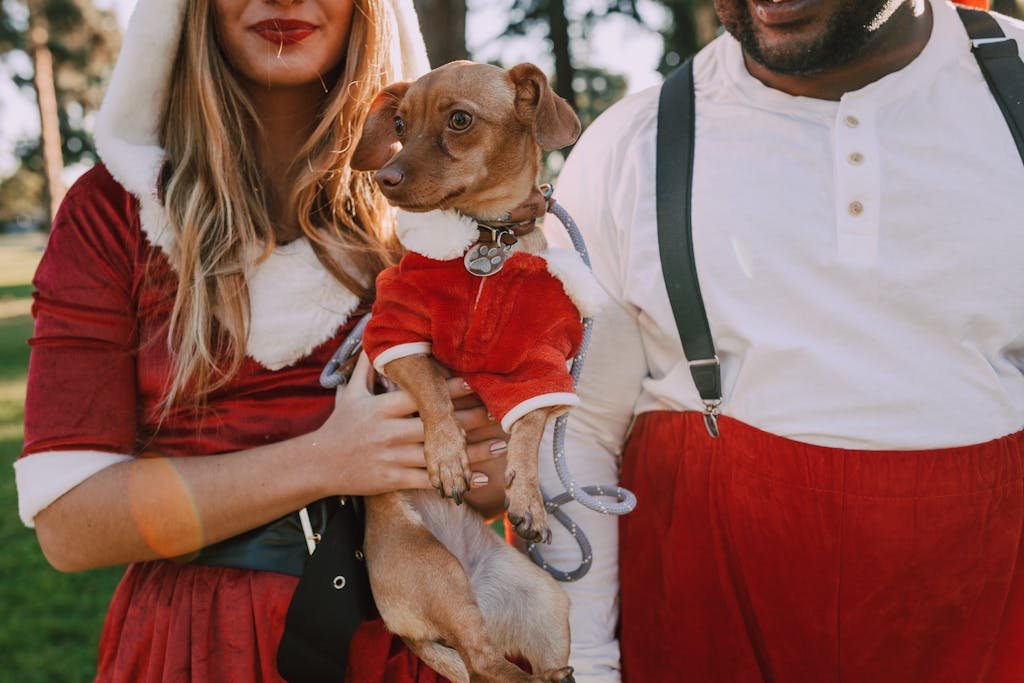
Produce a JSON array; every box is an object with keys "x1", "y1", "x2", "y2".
[
  {"x1": 366, "y1": 495, "x2": 535, "y2": 683},
  {"x1": 403, "y1": 639, "x2": 469, "y2": 683},
  {"x1": 471, "y1": 542, "x2": 574, "y2": 681}
]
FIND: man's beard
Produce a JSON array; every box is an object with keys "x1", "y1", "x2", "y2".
[{"x1": 715, "y1": 0, "x2": 900, "y2": 76}]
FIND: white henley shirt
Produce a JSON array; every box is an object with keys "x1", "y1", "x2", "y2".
[{"x1": 539, "y1": 1, "x2": 1024, "y2": 679}]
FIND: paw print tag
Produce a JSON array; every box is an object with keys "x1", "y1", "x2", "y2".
[{"x1": 463, "y1": 243, "x2": 509, "y2": 277}]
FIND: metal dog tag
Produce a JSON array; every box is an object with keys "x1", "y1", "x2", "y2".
[{"x1": 464, "y1": 243, "x2": 508, "y2": 277}]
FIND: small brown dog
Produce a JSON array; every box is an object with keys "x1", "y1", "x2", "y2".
[{"x1": 347, "y1": 61, "x2": 589, "y2": 682}]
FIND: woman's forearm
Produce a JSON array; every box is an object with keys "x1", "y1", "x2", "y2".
[{"x1": 33, "y1": 431, "x2": 328, "y2": 572}]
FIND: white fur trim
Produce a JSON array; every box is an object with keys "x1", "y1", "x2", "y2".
[
  {"x1": 396, "y1": 210, "x2": 479, "y2": 260},
  {"x1": 387, "y1": 0, "x2": 432, "y2": 80},
  {"x1": 245, "y1": 240, "x2": 361, "y2": 371},
  {"x1": 14, "y1": 451, "x2": 134, "y2": 528},
  {"x1": 501, "y1": 392, "x2": 579, "y2": 432},
  {"x1": 372, "y1": 342, "x2": 432, "y2": 372},
  {"x1": 93, "y1": 0, "x2": 186, "y2": 203},
  {"x1": 543, "y1": 248, "x2": 608, "y2": 318}
]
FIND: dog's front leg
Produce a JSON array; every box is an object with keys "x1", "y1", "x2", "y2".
[
  {"x1": 504, "y1": 405, "x2": 568, "y2": 542},
  {"x1": 382, "y1": 354, "x2": 473, "y2": 503}
]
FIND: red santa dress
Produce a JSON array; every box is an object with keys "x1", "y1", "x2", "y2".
[{"x1": 19, "y1": 164, "x2": 468, "y2": 683}]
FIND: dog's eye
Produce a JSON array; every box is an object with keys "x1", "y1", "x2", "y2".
[
  {"x1": 394, "y1": 116, "x2": 406, "y2": 138},
  {"x1": 449, "y1": 110, "x2": 473, "y2": 131}
]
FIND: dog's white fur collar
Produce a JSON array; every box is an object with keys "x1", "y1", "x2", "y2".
[
  {"x1": 90, "y1": 0, "x2": 429, "y2": 371},
  {"x1": 542, "y1": 248, "x2": 607, "y2": 318},
  {"x1": 395, "y1": 209, "x2": 480, "y2": 260},
  {"x1": 396, "y1": 209, "x2": 606, "y2": 317}
]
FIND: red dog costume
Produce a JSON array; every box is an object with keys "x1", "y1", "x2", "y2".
[{"x1": 363, "y1": 209, "x2": 604, "y2": 431}]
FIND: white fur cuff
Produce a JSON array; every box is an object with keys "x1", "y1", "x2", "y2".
[
  {"x1": 372, "y1": 342, "x2": 433, "y2": 372},
  {"x1": 501, "y1": 392, "x2": 579, "y2": 432},
  {"x1": 14, "y1": 450, "x2": 134, "y2": 527}
]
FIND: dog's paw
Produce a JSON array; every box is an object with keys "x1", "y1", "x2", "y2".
[
  {"x1": 535, "y1": 666, "x2": 574, "y2": 683},
  {"x1": 505, "y1": 485, "x2": 550, "y2": 543},
  {"x1": 424, "y1": 421, "x2": 472, "y2": 503}
]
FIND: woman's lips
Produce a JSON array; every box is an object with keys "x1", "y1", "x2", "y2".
[{"x1": 250, "y1": 19, "x2": 317, "y2": 45}]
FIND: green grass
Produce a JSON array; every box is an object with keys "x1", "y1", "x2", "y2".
[{"x1": 0, "y1": 233, "x2": 124, "y2": 682}]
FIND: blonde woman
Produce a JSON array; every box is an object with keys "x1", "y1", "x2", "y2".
[{"x1": 14, "y1": 0, "x2": 510, "y2": 680}]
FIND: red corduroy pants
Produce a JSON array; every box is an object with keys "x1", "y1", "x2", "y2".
[{"x1": 620, "y1": 412, "x2": 1024, "y2": 682}]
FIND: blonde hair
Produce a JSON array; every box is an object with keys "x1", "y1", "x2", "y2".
[{"x1": 157, "y1": 0, "x2": 398, "y2": 409}]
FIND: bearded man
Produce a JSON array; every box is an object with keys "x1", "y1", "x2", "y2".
[{"x1": 541, "y1": 0, "x2": 1024, "y2": 680}]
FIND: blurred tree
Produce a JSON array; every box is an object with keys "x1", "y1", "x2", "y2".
[
  {"x1": 505, "y1": 0, "x2": 578, "y2": 110},
  {"x1": 413, "y1": 0, "x2": 468, "y2": 67},
  {"x1": 572, "y1": 64, "x2": 627, "y2": 130},
  {"x1": 653, "y1": 0, "x2": 718, "y2": 74},
  {"x1": 0, "y1": 163, "x2": 45, "y2": 228},
  {"x1": 0, "y1": 0, "x2": 120, "y2": 229},
  {"x1": 991, "y1": 0, "x2": 1024, "y2": 17}
]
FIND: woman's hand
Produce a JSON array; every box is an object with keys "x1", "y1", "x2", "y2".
[{"x1": 311, "y1": 353, "x2": 508, "y2": 499}]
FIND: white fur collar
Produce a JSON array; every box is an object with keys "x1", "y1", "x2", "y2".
[
  {"x1": 91, "y1": 0, "x2": 429, "y2": 371},
  {"x1": 396, "y1": 209, "x2": 479, "y2": 260},
  {"x1": 244, "y1": 240, "x2": 361, "y2": 370}
]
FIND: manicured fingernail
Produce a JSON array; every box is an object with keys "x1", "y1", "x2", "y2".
[
  {"x1": 462, "y1": 380, "x2": 472, "y2": 391},
  {"x1": 489, "y1": 440, "x2": 508, "y2": 454},
  {"x1": 471, "y1": 473, "x2": 489, "y2": 487}
]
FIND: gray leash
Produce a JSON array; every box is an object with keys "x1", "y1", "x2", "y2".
[
  {"x1": 319, "y1": 200, "x2": 637, "y2": 582},
  {"x1": 527, "y1": 200, "x2": 636, "y2": 582}
]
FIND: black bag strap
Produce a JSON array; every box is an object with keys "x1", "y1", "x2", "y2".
[
  {"x1": 276, "y1": 499, "x2": 374, "y2": 682},
  {"x1": 656, "y1": 58, "x2": 722, "y2": 437},
  {"x1": 957, "y1": 7, "x2": 1024, "y2": 166}
]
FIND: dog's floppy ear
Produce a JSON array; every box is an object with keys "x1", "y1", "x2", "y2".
[
  {"x1": 507, "y1": 63, "x2": 581, "y2": 151},
  {"x1": 351, "y1": 81, "x2": 411, "y2": 171}
]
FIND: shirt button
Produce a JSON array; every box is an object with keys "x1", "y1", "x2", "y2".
[
  {"x1": 848, "y1": 152, "x2": 864, "y2": 165},
  {"x1": 848, "y1": 201, "x2": 864, "y2": 216},
  {"x1": 845, "y1": 115, "x2": 860, "y2": 128}
]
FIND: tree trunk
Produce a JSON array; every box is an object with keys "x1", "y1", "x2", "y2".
[
  {"x1": 548, "y1": 0, "x2": 577, "y2": 110},
  {"x1": 27, "y1": 0, "x2": 65, "y2": 229},
  {"x1": 991, "y1": 0, "x2": 1024, "y2": 18},
  {"x1": 412, "y1": 0, "x2": 468, "y2": 67}
]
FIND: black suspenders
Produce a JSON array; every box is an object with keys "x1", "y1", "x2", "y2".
[
  {"x1": 655, "y1": 8, "x2": 1024, "y2": 438},
  {"x1": 957, "y1": 7, "x2": 1024, "y2": 165}
]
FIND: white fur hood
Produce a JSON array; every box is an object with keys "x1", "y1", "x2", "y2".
[{"x1": 92, "y1": 0, "x2": 430, "y2": 371}]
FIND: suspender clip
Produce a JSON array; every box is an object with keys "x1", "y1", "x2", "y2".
[{"x1": 703, "y1": 400, "x2": 721, "y2": 439}]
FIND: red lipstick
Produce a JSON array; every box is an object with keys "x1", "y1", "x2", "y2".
[{"x1": 250, "y1": 18, "x2": 317, "y2": 45}]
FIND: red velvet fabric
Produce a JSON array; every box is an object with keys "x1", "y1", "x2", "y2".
[
  {"x1": 23, "y1": 165, "x2": 446, "y2": 682},
  {"x1": 620, "y1": 411, "x2": 1024, "y2": 682},
  {"x1": 363, "y1": 252, "x2": 583, "y2": 424}
]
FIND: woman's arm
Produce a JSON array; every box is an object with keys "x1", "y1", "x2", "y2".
[{"x1": 32, "y1": 353, "x2": 505, "y2": 572}]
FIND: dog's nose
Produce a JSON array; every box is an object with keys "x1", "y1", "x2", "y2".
[{"x1": 375, "y1": 167, "x2": 404, "y2": 189}]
